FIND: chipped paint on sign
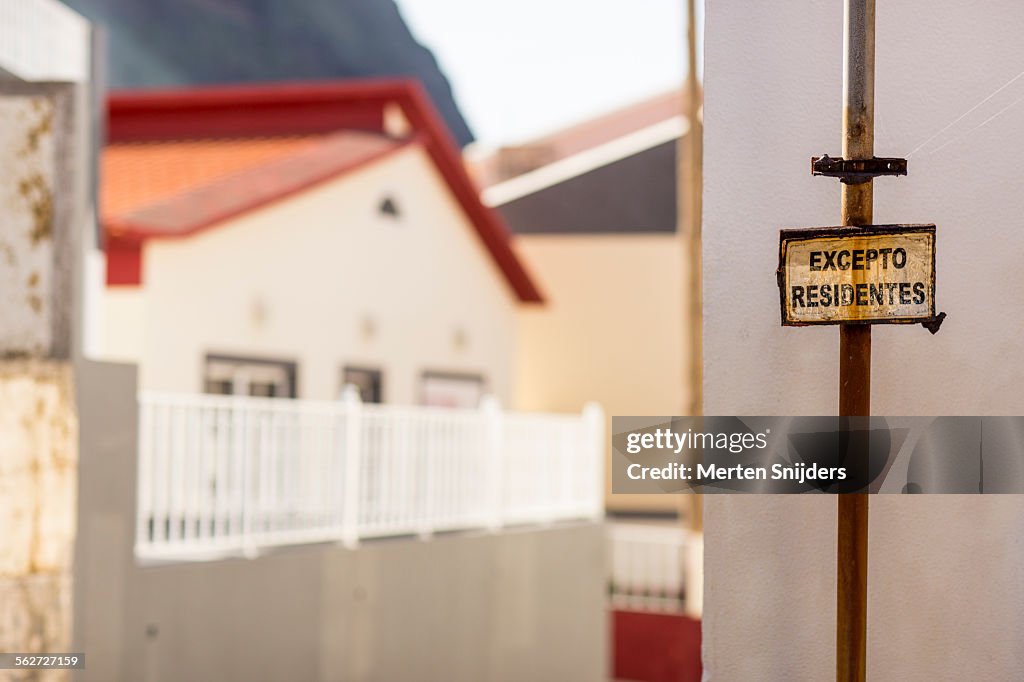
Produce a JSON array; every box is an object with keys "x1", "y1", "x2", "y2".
[{"x1": 778, "y1": 225, "x2": 936, "y2": 326}]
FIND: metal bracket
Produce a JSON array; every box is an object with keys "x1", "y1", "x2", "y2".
[
  {"x1": 811, "y1": 155, "x2": 907, "y2": 184},
  {"x1": 921, "y1": 312, "x2": 946, "y2": 335}
]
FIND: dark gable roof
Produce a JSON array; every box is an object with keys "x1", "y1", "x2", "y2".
[{"x1": 497, "y1": 140, "x2": 678, "y2": 235}]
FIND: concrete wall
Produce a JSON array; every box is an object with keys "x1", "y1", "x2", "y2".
[
  {"x1": 122, "y1": 527, "x2": 606, "y2": 682},
  {"x1": 101, "y1": 145, "x2": 520, "y2": 405},
  {"x1": 703, "y1": 1, "x2": 1024, "y2": 680},
  {"x1": 74, "y1": 360, "x2": 608, "y2": 682},
  {"x1": 72, "y1": 361, "x2": 138, "y2": 682},
  {"x1": 514, "y1": 234, "x2": 686, "y2": 513}
]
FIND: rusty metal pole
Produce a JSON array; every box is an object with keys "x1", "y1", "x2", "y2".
[{"x1": 837, "y1": 1, "x2": 873, "y2": 681}]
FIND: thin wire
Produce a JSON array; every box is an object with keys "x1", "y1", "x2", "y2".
[
  {"x1": 905, "y1": 68, "x2": 1024, "y2": 158},
  {"x1": 926, "y1": 88, "x2": 1024, "y2": 157}
]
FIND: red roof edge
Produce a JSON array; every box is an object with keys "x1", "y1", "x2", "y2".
[
  {"x1": 105, "y1": 79, "x2": 544, "y2": 304},
  {"x1": 107, "y1": 79, "x2": 400, "y2": 141},
  {"x1": 392, "y1": 81, "x2": 543, "y2": 303}
]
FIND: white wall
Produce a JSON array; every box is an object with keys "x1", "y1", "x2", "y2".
[
  {"x1": 100, "y1": 287, "x2": 144, "y2": 363},
  {"x1": 703, "y1": 1, "x2": 1024, "y2": 680},
  {"x1": 117, "y1": 145, "x2": 519, "y2": 405}
]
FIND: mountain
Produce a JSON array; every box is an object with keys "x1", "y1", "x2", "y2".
[{"x1": 63, "y1": 0, "x2": 474, "y2": 146}]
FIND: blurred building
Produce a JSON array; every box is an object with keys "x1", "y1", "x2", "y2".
[
  {"x1": 97, "y1": 81, "x2": 542, "y2": 407},
  {"x1": 471, "y1": 91, "x2": 692, "y2": 515},
  {"x1": 0, "y1": 0, "x2": 95, "y2": 672},
  {"x1": 70, "y1": 78, "x2": 608, "y2": 681}
]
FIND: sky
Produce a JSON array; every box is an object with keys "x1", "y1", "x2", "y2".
[{"x1": 394, "y1": 0, "x2": 696, "y2": 150}]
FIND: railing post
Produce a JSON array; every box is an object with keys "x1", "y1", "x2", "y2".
[
  {"x1": 558, "y1": 421, "x2": 574, "y2": 519},
  {"x1": 683, "y1": 529, "x2": 704, "y2": 619},
  {"x1": 340, "y1": 385, "x2": 363, "y2": 549},
  {"x1": 133, "y1": 391, "x2": 608, "y2": 560},
  {"x1": 582, "y1": 402, "x2": 605, "y2": 521},
  {"x1": 480, "y1": 395, "x2": 503, "y2": 532},
  {"x1": 136, "y1": 394, "x2": 152, "y2": 554},
  {"x1": 239, "y1": 398, "x2": 259, "y2": 559}
]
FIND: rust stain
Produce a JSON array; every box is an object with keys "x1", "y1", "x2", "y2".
[
  {"x1": 27, "y1": 455, "x2": 42, "y2": 574},
  {"x1": 27, "y1": 272, "x2": 39, "y2": 288},
  {"x1": 27, "y1": 294, "x2": 43, "y2": 315},
  {"x1": 0, "y1": 360, "x2": 79, "y2": 662},
  {"x1": 17, "y1": 174, "x2": 53, "y2": 246},
  {"x1": 15, "y1": 579, "x2": 49, "y2": 679},
  {"x1": 20, "y1": 100, "x2": 54, "y2": 157}
]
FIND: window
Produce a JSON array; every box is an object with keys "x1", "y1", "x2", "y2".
[
  {"x1": 342, "y1": 366, "x2": 383, "y2": 403},
  {"x1": 420, "y1": 371, "x2": 485, "y2": 409},
  {"x1": 203, "y1": 355, "x2": 297, "y2": 398}
]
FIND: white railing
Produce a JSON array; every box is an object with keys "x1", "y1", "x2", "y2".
[
  {"x1": 0, "y1": 0, "x2": 91, "y2": 82},
  {"x1": 609, "y1": 523, "x2": 703, "y2": 618},
  {"x1": 136, "y1": 390, "x2": 604, "y2": 560}
]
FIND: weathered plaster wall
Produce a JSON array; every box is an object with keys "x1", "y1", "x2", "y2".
[
  {"x1": 703, "y1": 1, "x2": 1024, "y2": 680},
  {"x1": 0, "y1": 83, "x2": 77, "y2": 361},
  {"x1": 0, "y1": 94, "x2": 57, "y2": 356},
  {"x1": 0, "y1": 75, "x2": 85, "y2": 681},
  {"x1": 0, "y1": 7, "x2": 93, "y2": 682},
  {"x1": 0, "y1": 362, "x2": 77, "y2": 680}
]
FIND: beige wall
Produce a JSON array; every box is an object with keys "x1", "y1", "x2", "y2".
[
  {"x1": 513, "y1": 234, "x2": 688, "y2": 512},
  {"x1": 102, "y1": 145, "x2": 520, "y2": 405}
]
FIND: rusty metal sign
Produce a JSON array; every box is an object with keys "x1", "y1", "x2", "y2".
[{"x1": 777, "y1": 224, "x2": 936, "y2": 326}]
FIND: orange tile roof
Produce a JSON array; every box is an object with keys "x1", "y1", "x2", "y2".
[
  {"x1": 101, "y1": 135, "x2": 323, "y2": 219},
  {"x1": 109, "y1": 131, "x2": 405, "y2": 237}
]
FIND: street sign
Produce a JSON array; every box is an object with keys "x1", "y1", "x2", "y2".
[{"x1": 777, "y1": 224, "x2": 935, "y2": 326}]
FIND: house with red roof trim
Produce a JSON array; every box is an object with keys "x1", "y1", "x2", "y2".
[{"x1": 99, "y1": 79, "x2": 542, "y2": 406}]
